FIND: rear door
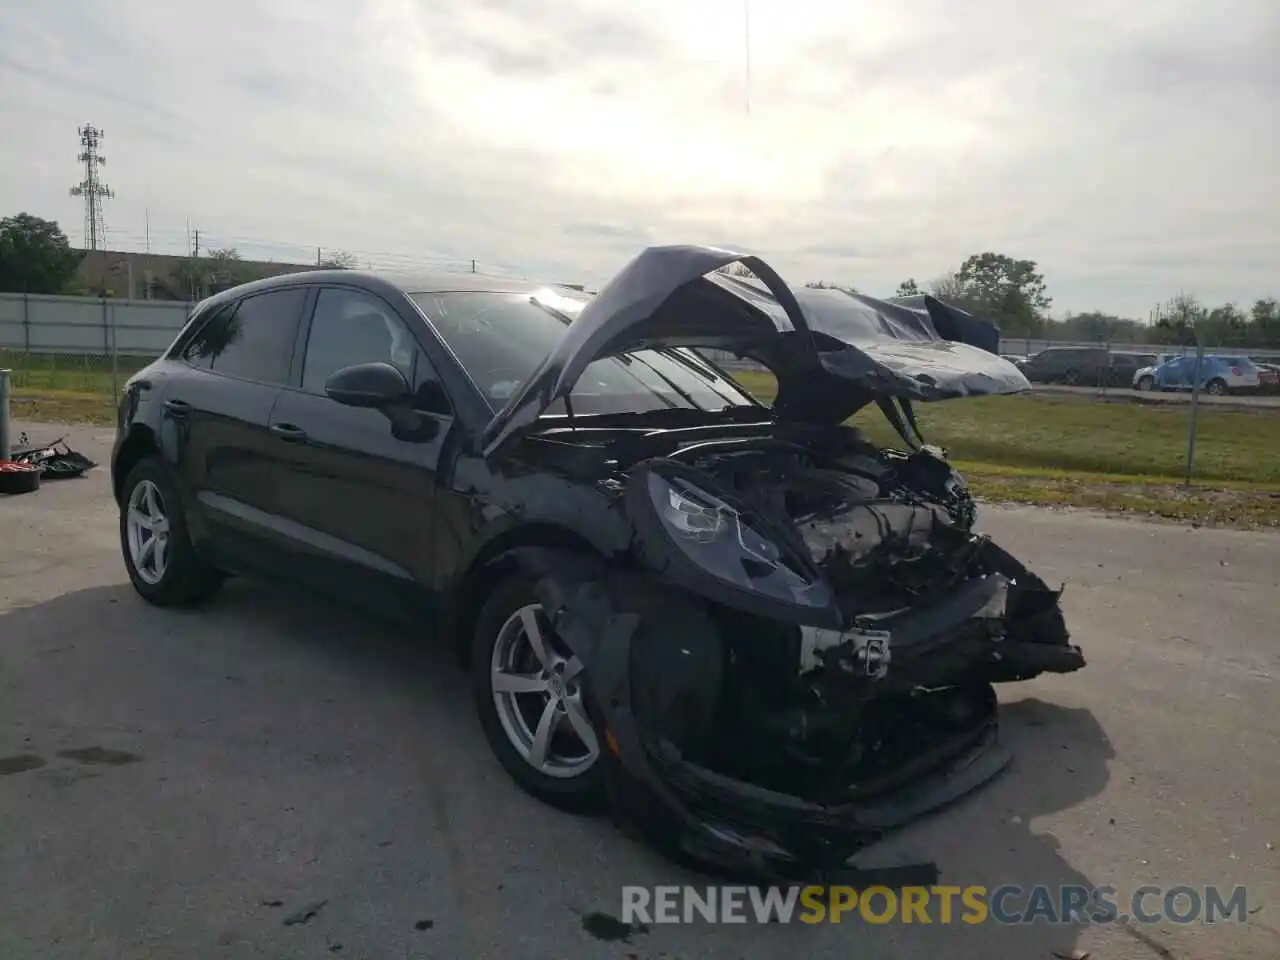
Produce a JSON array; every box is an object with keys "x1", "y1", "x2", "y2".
[
  {"x1": 263, "y1": 285, "x2": 455, "y2": 615},
  {"x1": 165, "y1": 285, "x2": 311, "y2": 573},
  {"x1": 1158, "y1": 357, "x2": 1192, "y2": 389}
]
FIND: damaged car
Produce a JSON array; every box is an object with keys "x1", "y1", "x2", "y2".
[{"x1": 111, "y1": 244, "x2": 1084, "y2": 881}]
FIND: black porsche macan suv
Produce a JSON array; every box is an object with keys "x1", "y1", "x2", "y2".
[{"x1": 112, "y1": 244, "x2": 1084, "y2": 879}]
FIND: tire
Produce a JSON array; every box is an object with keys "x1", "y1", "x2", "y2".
[
  {"x1": 119, "y1": 456, "x2": 224, "y2": 606},
  {"x1": 1062, "y1": 368, "x2": 1080, "y2": 386},
  {"x1": 1136, "y1": 376, "x2": 1155, "y2": 392},
  {"x1": 471, "y1": 570, "x2": 607, "y2": 813},
  {"x1": 1206, "y1": 379, "x2": 1228, "y2": 396}
]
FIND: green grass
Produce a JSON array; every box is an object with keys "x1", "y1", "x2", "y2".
[
  {"x1": 731, "y1": 370, "x2": 1280, "y2": 486},
  {"x1": 0, "y1": 349, "x2": 152, "y2": 395},
  {"x1": 5, "y1": 353, "x2": 1279, "y2": 527}
]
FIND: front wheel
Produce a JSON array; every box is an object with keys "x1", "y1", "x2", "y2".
[
  {"x1": 1136, "y1": 376, "x2": 1155, "y2": 392},
  {"x1": 471, "y1": 572, "x2": 606, "y2": 812},
  {"x1": 119, "y1": 457, "x2": 224, "y2": 606}
]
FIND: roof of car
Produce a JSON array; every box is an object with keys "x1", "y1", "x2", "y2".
[
  {"x1": 195, "y1": 268, "x2": 586, "y2": 311},
  {"x1": 375, "y1": 270, "x2": 575, "y2": 295}
]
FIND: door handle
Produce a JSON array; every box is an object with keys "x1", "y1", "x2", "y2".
[
  {"x1": 270, "y1": 423, "x2": 309, "y2": 443},
  {"x1": 163, "y1": 399, "x2": 191, "y2": 417}
]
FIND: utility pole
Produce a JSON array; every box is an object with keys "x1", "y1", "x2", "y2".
[
  {"x1": 69, "y1": 124, "x2": 115, "y2": 250},
  {"x1": 189, "y1": 228, "x2": 202, "y2": 301},
  {"x1": 317, "y1": 246, "x2": 322, "y2": 266}
]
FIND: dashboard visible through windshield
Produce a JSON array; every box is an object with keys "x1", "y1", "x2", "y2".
[{"x1": 410, "y1": 290, "x2": 759, "y2": 416}]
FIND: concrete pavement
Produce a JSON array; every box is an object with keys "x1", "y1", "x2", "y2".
[{"x1": 1, "y1": 422, "x2": 1277, "y2": 959}]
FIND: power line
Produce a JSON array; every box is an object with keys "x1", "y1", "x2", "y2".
[{"x1": 69, "y1": 125, "x2": 115, "y2": 251}]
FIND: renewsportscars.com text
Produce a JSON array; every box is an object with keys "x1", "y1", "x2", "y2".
[{"x1": 621, "y1": 884, "x2": 1249, "y2": 926}]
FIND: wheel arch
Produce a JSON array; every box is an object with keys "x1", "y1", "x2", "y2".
[
  {"x1": 112, "y1": 423, "x2": 161, "y2": 505},
  {"x1": 444, "y1": 522, "x2": 609, "y2": 667}
]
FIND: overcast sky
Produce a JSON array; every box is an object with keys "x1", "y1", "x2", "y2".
[{"x1": 1, "y1": 0, "x2": 1276, "y2": 317}]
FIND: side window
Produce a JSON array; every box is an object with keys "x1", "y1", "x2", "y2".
[
  {"x1": 301, "y1": 287, "x2": 452, "y2": 416},
  {"x1": 181, "y1": 288, "x2": 307, "y2": 385},
  {"x1": 180, "y1": 302, "x2": 235, "y2": 367}
]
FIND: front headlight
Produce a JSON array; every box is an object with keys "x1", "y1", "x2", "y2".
[{"x1": 642, "y1": 469, "x2": 830, "y2": 609}]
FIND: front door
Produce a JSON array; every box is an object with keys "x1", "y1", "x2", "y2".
[{"x1": 264, "y1": 285, "x2": 454, "y2": 616}]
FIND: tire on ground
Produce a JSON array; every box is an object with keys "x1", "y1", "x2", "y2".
[
  {"x1": 119, "y1": 456, "x2": 224, "y2": 606},
  {"x1": 470, "y1": 569, "x2": 608, "y2": 813}
]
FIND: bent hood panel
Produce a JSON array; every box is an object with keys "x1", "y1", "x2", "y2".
[{"x1": 481, "y1": 245, "x2": 1029, "y2": 457}]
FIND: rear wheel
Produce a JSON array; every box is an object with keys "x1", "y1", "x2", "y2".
[
  {"x1": 119, "y1": 457, "x2": 223, "y2": 606},
  {"x1": 1062, "y1": 368, "x2": 1081, "y2": 386},
  {"x1": 471, "y1": 571, "x2": 606, "y2": 812},
  {"x1": 1206, "y1": 378, "x2": 1228, "y2": 396}
]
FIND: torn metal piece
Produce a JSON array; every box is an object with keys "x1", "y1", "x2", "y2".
[{"x1": 10, "y1": 437, "x2": 97, "y2": 479}]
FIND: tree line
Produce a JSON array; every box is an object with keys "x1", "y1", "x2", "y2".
[
  {"x1": 5, "y1": 212, "x2": 1277, "y2": 347},
  {"x1": 0, "y1": 212, "x2": 358, "y2": 299},
  {"x1": 883, "y1": 253, "x2": 1279, "y2": 348}
]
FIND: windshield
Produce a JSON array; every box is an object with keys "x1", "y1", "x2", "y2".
[{"x1": 410, "y1": 291, "x2": 759, "y2": 416}]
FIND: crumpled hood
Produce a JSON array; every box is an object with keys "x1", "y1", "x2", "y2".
[{"x1": 482, "y1": 245, "x2": 1030, "y2": 457}]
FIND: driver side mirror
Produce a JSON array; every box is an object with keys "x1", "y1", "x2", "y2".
[
  {"x1": 324, "y1": 361, "x2": 440, "y2": 443},
  {"x1": 325, "y1": 361, "x2": 411, "y2": 408}
]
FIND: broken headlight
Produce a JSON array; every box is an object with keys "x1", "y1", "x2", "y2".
[{"x1": 640, "y1": 469, "x2": 830, "y2": 609}]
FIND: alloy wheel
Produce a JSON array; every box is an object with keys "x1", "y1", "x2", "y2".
[
  {"x1": 489, "y1": 603, "x2": 600, "y2": 779},
  {"x1": 126, "y1": 479, "x2": 171, "y2": 585}
]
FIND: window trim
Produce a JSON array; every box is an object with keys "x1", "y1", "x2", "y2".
[
  {"x1": 289, "y1": 282, "x2": 456, "y2": 418},
  {"x1": 173, "y1": 285, "x2": 312, "y2": 388},
  {"x1": 169, "y1": 299, "x2": 236, "y2": 364}
]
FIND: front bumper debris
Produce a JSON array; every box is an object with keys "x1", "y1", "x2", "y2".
[{"x1": 520, "y1": 548, "x2": 1051, "y2": 880}]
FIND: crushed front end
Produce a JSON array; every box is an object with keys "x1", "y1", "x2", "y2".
[{"x1": 524, "y1": 422, "x2": 1084, "y2": 880}]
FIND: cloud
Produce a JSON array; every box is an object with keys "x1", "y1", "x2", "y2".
[{"x1": 1, "y1": 0, "x2": 1275, "y2": 315}]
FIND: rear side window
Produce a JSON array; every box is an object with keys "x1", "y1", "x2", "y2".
[{"x1": 182, "y1": 287, "x2": 308, "y2": 385}]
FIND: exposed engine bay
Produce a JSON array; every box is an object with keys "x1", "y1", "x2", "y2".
[{"x1": 531, "y1": 421, "x2": 1083, "y2": 864}]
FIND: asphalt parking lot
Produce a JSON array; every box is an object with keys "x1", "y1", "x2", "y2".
[{"x1": 2, "y1": 422, "x2": 1278, "y2": 960}]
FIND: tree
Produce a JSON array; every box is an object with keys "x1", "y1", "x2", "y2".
[
  {"x1": 950, "y1": 252, "x2": 1052, "y2": 336},
  {"x1": 173, "y1": 257, "x2": 209, "y2": 300},
  {"x1": 928, "y1": 272, "x2": 969, "y2": 305},
  {"x1": 805, "y1": 280, "x2": 860, "y2": 293},
  {"x1": 0, "y1": 213, "x2": 83, "y2": 294},
  {"x1": 1202, "y1": 302, "x2": 1247, "y2": 346},
  {"x1": 1054, "y1": 311, "x2": 1144, "y2": 343},
  {"x1": 206, "y1": 248, "x2": 249, "y2": 293},
  {"x1": 1150, "y1": 293, "x2": 1205, "y2": 346},
  {"x1": 895, "y1": 279, "x2": 920, "y2": 297},
  {"x1": 318, "y1": 250, "x2": 359, "y2": 270},
  {"x1": 1249, "y1": 298, "x2": 1278, "y2": 346}
]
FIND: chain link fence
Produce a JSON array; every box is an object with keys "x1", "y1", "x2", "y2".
[{"x1": 3, "y1": 292, "x2": 1278, "y2": 496}]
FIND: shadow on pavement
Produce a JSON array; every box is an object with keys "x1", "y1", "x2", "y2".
[{"x1": 0, "y1": 580, "x2": 1116, "y2": 959}]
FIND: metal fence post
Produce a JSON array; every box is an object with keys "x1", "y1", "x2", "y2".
[
  {"x1": 0, "y1": 368, "x2": 11, "y2": 460},
  {"x1": 110, "y1": 300, "x2": 119, "y2": 398},
  {"x1": 22, "y1": 291, "x2": 30, "y2": 354},
  {"x1": 1185, "y1": 338, "x2": 1205, "y2": 487}
]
